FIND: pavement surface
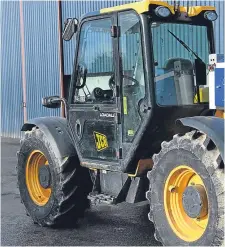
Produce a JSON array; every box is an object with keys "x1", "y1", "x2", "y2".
[{"x1": 1, "y1": 137, "x2": 160, "y2": 246}]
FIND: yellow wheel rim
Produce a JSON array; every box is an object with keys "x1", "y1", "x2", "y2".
[
  {"x1": 164, "y1": 165, "x2": 209, "y2": 242},
  {"x1": 26, "y1": 150, "x2": 51, "y2": 206}
]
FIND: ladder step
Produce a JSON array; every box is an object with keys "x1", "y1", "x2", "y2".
[{"x1": 88, "y1": 193, "x2": 116, "y2": 205}]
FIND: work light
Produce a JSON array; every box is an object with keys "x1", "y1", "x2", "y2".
[
  {"x1": 155, "y1": 6, "x2": 171, "y2": 18},
  {"x1": 204, "y1": 11, "x2": 218, "y2": 21}
]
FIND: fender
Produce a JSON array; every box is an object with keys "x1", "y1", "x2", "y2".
[
  {"x1": 178, "y1": 116, "x2": 224, "y2": 161},
  {"x1": 21, "y1": 117, "x2": 76, "y2": 161}
]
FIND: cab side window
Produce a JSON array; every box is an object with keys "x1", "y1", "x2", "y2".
[
  {"x1": 74, "y1": 18, "x2": 115, "y2": 104},
  {"x1": 119, "y1": 11, "x2": 145, "y2": 142}
]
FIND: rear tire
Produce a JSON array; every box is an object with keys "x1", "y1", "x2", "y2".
[
  {"x1": 17, "y1": 127, "x2": 92, "y2": 227},
  {"x1": 146, "y1": 131, "x2": 224, "y2": 246}
]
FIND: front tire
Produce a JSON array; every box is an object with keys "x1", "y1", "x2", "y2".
[
  {"x1": 146, "y1": 131, "x2": 224, "y2": 246},
  {"x1": 17, "y1": 127, "x2": 92, "y2": 227}
]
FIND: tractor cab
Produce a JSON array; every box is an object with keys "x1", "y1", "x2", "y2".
[{"x1": 61, "y1": 0, "x2": 217, "y2": 173}]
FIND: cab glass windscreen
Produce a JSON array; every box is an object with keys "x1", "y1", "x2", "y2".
[{"x1": 151, "y1": 22, "x2": 209, "y2": 106}]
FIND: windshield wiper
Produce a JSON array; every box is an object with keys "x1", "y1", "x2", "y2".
[{"x1": 168, "y1": 30, "x2": 204, "y2": 63}]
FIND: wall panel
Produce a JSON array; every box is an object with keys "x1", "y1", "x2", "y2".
[
  {"x1": 22, "y1": 1, "x2": 60, "y2": 120},
  {"x1": 1, "y1": 1, "x2": 24, "y2": 138}
]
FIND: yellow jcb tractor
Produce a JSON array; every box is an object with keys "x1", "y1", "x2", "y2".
[{"x1": 17, "y1": 0, "x2": 224, "y2": 245}]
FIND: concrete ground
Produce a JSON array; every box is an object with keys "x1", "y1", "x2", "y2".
[{"x1": 1, "y1": 137, "x2": 160, "y2": 246}]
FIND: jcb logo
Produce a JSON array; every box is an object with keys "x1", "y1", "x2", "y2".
[{"x1": 93, "y1": 131, "x2": 108, "y2": 151}]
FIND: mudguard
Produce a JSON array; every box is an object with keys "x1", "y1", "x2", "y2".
[
  {"x1": 178, "y1": 116, "x2": 224, "y2": 161},
  {"x1": 21, "y1": 117, "x2": 76, "y2": 160}
]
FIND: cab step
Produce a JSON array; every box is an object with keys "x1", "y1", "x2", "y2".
[{"x1": 88, "y1": 192, "x2": 116, "y2": 205}]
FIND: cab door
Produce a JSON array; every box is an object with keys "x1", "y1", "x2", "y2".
[
  {"x1": 117, "y1": 11, "x2": 149, "y2": 165},
  {"x1": 68, "y1": 14, "x2": 121, "y2": 168}
]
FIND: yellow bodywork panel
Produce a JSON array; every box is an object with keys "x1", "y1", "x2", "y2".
[
  {"x1": 100, "y1": 0, "x2": 215, "y2": 16},
  {"x1": 180, "y1": 6, "x2": 216, "y2": 17},
  {"x1": 101, "y1": 0, "x2": 175, "y2": 14}
]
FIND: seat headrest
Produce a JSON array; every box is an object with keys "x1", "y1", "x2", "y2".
[{"x1": 164, "y1": 58, "x2": 193, "y2": 70}]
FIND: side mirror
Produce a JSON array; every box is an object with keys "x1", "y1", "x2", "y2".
[
  {"x1": 62, "y1": 18, "x2": 78, "y2": 41},
  {"x1": 42, "y1": 96, "x2": 61, "y2": 108}
]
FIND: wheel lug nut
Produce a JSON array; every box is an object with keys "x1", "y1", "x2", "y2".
[{"x1": 169, "y1": 185, "x2": 176, "y2": 192}]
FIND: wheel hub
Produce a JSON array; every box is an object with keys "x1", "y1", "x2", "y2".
[
  {"x1": 26, "y1": 150, "x2": 52, "y2": 206},
  {"x1": 164, "y1": 165, "x2": 209, "y2": 242},
  {"x1": 38, "y1": 165, "x2": 51, "y2": 189},
  {"x1": 182, "y1": 185, "x2": 208, "y2": 218}
]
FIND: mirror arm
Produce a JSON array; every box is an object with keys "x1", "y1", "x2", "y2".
[
  {"x1": 51, "y1": 97, "x2": 69, "y2": 119},
  {"x1": 60, "y1": 98, "x2": 69, "y2": 119},
  {"x1": 42, "y1": 96, "x2": 69, "y2": 119}
]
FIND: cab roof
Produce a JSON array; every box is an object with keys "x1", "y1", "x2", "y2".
[{"x1": 83, "y1": 0, "x2": 216, "y2": 19}]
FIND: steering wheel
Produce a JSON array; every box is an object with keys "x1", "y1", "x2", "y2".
[
  {"x1": 93, "y1": 87, "x2": 104, "y2": 99},
  {"x1": 109, "y1": 74, "x2": 139, "y2": 90}
]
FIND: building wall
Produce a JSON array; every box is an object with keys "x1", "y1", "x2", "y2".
[
  {"x1": 1, "y1": 1, "x2": 24, "y2": 138},
  {"x1": 1, "y1": 0, "x2": 224, "y2": 138},
  {"x1": 1, "y1": 1, "x2": 60, "y2": 138},
  {"x1": 22, "y1": 1, "x2": 60, "y2": 120}
]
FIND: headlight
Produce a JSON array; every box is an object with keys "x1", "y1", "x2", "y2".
[
  {"x1": 204, "y1": 11, "x2": 218, "y2": 21},
  {"x1": 155, "y1": 6, "x2": 171, "y2": 18}
]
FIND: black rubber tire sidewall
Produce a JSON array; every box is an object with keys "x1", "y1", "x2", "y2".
[
  {"x1": 151, "y1": 148, "x2": 218, "y2": 246},
  {"x1": 18, "y1": 135, "x2": 58, "y2": 221}
]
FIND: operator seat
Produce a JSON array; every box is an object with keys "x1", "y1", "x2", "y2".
[
  {"x1": 165, "y1": 58, "x2": 195, "y2": 105},
  {"x1": 155, "y1": 58, "x2": 194, "y2": 105}
]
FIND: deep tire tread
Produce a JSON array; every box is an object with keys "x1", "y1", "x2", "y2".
[
  {"x1": 61, "y1": 168, "x2": 77, "y2": 188},
  {"x1": 17, "y1": 127, "x2": 92, "y2": 227},
  {"x1": 146, "y1": 131, "x2": 224, "y2": 246}
]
